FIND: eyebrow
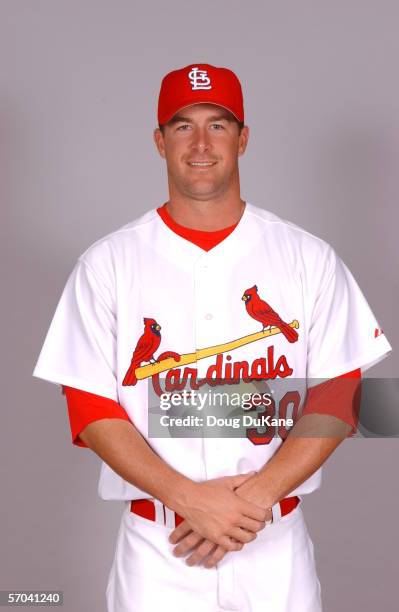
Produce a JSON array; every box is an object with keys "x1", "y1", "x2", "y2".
[{"x1": 167, "y1": 112, "x2": 234, "y2": 125}]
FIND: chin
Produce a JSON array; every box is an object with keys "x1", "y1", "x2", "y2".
[
  {"x1": 187, "y1": 187, "x2": 222, "y2": 200},
  {"x1": 182, "y1": 177, "x2": 223, "y2": 195}
]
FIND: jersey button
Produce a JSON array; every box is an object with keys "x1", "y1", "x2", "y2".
[{"x1": 204, "y1": 313, "x2": 213, "y2": 320}]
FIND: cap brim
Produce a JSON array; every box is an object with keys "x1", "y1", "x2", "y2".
[{"x1": 162, "y1": 101, "x2": 242, "y2": 125}]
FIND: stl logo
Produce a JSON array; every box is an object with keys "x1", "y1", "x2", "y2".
[{"x1": 188, "y1": 67, "x2": 212, "y2": 90}]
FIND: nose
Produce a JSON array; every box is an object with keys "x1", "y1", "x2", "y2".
[{"x1": 191, "y1": 126, "x2": 211, "y2": 153}]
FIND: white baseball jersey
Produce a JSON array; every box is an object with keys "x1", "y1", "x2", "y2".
[{"x1": 32, "y1": 202, "x2": 392, "y2": 502}]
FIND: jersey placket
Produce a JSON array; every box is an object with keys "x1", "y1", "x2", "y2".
[
  {"x1": 193, "y1": 251, "x2": 241, "y2": 612},
  {"x1": 193, "y1": 250, "x2": 224, "y2": 475}
]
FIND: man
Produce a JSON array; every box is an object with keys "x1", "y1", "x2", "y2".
[{"x1": 33, "y1": 63, "x2": 392, "y2": 611}]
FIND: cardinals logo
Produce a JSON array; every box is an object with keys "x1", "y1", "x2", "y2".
[
  {"x1": 123, "y1": 285, "x2": 299, "y2": 389},
  {"x1": 242, "y1": 285, "x2": 299, "y2": 343},
  {"x1": 122, "y1": 318, "x2": 162, "y2": 386}
]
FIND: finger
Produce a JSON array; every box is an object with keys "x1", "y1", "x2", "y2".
[
  {"x1": 203, "y1": 545, "x2": 229, "y2": 568},
  {"x1": 172, "y1": 532, "x2": 204, "y2": 557},
  {"x1": 229, "y1": 472, "x2": 257, "y2": 490},
  {"x1": 219, "y1": 535, "x2": 245, "y2": 551},
  {"x1": 229, "y1": 527, "x2": 257, "y2": 544},
  {"x1": 239, "y1": 516, "x2": 266, "y2": 533},
  {"x1": 168, "y1": 521, "x2": 192, "y2": 544},
  {"x1": 239, "y1": 499, "x2": 267, "y2": 522},
  {"x1": 185, "y1": 540, "x2": 217, "y2": 567}
]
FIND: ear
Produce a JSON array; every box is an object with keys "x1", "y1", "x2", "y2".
[
  {"x1": 254, "y1": 285, "x2": 258, "y2": 292},
  {"x1": 153, "y1": 127, "x2": 166, "y2": 159},
  {"x1": 238, "y1": 125, "x2": 249, "y2": 157},
  {"x1": 143, "y1": 317, "x2": 149, "y2": 324}
]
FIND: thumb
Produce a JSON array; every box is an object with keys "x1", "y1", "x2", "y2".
[{"x1": 229, "y1": 471, "x2": 257, "y2": 490}]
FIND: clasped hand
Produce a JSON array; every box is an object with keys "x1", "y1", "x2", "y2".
[{"x1": 168, "y1": 471, "x2": 272, "y2": 569}]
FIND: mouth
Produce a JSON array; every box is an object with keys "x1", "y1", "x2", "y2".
[{"x1": 187, "y1": 161, "x2": 217, "y2": 168}]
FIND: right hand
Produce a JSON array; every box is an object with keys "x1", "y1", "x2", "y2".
[{"x1": 172, "y1": 472, "x2": 267, "y2": 551}]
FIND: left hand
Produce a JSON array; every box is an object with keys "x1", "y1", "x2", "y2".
[
  {"x1": 168, "y1": 473, "x2": 272, "y2": 568},
  {"x1": 168, "y1": 521, "x2": 231, "y2": 568}
]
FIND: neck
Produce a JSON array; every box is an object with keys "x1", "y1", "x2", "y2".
[{"x1": 166, "y1": 185, "x2": 245, "y2": 231}]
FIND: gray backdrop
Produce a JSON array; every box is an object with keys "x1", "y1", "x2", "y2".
[{"x1": 1, "y1": 1, "x2": 398, "y2": 610}]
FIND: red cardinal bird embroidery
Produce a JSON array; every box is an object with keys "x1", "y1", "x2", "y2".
[
  {"x1": 122, "y1": 318, "x2": 162, "y2": 386},
  {"x1": 242, "y1": 285, "x2": 298, "y2": 343}
]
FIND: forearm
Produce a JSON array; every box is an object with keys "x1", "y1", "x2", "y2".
[
  {"x1": 250, "y1": 414, "x2": 351, "y2": 508},
  {"x1": 79, "y1": 418, "x2": 193, "y2": 511}
]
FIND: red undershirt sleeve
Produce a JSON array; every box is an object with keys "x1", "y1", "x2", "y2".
[
  {"x1": 62, "y1": 385, "x2": 131, "y2": 448},
  {"x1": 302, "y1": 368, "x2": 362, "y2": 436}
]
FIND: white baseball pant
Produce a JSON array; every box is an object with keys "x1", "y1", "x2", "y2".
[{"x1": 106, "y1": 500, "x2": 322, "y2": 612}]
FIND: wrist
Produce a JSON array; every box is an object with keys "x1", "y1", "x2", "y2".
[
  {"x1": 162, "y1": 475, "x2": 197, "y2": 515},
  {"x1": 252, "y1": 472, "x2": 280, "y2": 510}
]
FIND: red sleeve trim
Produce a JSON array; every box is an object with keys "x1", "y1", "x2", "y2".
[
  {"x1": 336, "y1": 368, "x2": 362, "y2": 379},
  {"x1": 302, "y1": 368, "x2": 361, "y2": 436},
  {"x1": 63, "y1": 386, "x2": 131, "y2": 448},
  {"x1": 63, "y1": 368, "x2": 361, "y2": 447}
]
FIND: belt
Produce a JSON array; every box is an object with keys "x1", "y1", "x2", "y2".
[{"x1": 130, "y1": 495, "x2": 301, "y2": 529}]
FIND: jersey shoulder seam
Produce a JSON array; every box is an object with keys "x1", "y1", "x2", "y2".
[
  {"x1": 78, "y1": 208, "x2": 161, "y2": 259},
  {"x1": 76, "y1": 257, "x2": 114, "y2": 299},
  {"x1": 247, "y1": 205, "x2": 333, "y2": 249}
]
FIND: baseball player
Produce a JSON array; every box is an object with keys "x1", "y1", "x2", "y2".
[{"x1": 33, "y1": 63, "x2": 392, "y2": 611}]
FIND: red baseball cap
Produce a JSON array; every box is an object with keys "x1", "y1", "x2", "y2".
[{"x1": 157, "y1": 63, "x2": 244, "y2": 126}]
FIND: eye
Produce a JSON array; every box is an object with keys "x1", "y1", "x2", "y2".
[
  {"x1": 176, "y1": 124, "x2": 191, "y2": 131},
  {"x1": 211, "y1": 123, "x2": 224, "y2": 130}
]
